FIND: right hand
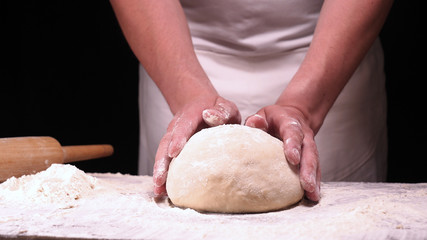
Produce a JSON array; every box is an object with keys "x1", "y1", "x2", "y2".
[
  {"x1": 153, "y1": 95, "x2": 241, "y2": 196},
  {"x1": 245, "y1": 105, "x2": 321, "y2": 201}
]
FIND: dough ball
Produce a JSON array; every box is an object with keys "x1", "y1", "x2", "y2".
[{"x1": 166, "y1": 124, "x2": 304, "y2": 213}]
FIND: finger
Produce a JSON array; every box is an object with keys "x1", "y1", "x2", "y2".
[
  {"x1": 245, "y1": 111, "x2": 269, "y2": 132},
  {"x1": 279, "y1": 118, "x2": 304, "y2": 166},
  {"x1": 258, "y1": 107, "x2": 303, "y2": 165},
  {"x1": 299, "y1": 133, "x2": 320, "y2": 201},
  {"x1": 153, "y1": 131, "x2": 173, "y2": 196},
  {"x1": 305, "y1": 160, "x2": 321, "y2": 202},
  {"x1": 153, "y1": 156, "x2": 170, "y2": 188},
  {"x1": 154, "y1": 184, "x2": 167, "y2": 196},
  {"x1": 202, "y1": 108, "x2": 227, "y2": 127},
  {"x1": 167, "y1": 112, "x2": 199, "y2": 158},
  {"x1": 203, "y1": 99, "x2": 241, "y2": 127}
]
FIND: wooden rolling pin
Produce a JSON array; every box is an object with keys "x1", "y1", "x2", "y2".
[{"x1": 0, "y1": 136, "x2": 114, "y2": 182}]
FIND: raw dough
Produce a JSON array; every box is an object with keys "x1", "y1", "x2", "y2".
[{"x1": 166, "y1": 124, "x2": 304, "y2": 213}]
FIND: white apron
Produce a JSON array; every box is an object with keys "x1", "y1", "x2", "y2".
[{"x1": 138, "y1": 0, "x2": 388, "y2": 182}]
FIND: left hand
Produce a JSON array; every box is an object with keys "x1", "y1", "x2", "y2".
[
  {"x1": 245, "y1": 104, "x2": 321, "y2": 201},
  {"x1": 153, "y1": 95, "x2": 241, "y2": 196}
]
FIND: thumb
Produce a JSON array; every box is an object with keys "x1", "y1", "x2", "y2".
[
  {"x1": 245, "y1": 112, "x2": 268, "y2": 132},
  {"x1": 203, "y1": 99, "x2": 241, "y2": 127}
]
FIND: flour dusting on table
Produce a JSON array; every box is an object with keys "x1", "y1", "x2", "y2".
[{"x1": 1, "y1": 164, "x2": 427, "y2": 240}]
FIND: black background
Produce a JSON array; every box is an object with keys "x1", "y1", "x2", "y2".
[{"x1": 1, "y1": 1, "x2": 425, "y2": 182}]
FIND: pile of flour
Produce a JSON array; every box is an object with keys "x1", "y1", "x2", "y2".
[{"x1": 0, "y1": 164, "x2": 97, "y2": 207}]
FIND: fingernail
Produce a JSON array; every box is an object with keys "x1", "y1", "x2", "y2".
[
  {"x1": 310, "y1": 174, "x2": 316, "y2": 189},
  {"x1": 288, "y1": 148, "x2": 301, "y2": 165},
  {"x1": 293, "y1": 148, "x2": 301, "y2": 159},
  {"x1": 284, "y1": 139, "x2": 301, "y2": 165}
]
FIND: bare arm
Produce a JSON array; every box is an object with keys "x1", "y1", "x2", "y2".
[
  {"x1": 280, "y1": 0, "x2": 393, "y2": 132},
  {"x1": 110, "y1": 0, "x2": 216, "y2": 113},
  {"x1": 247, "y1": 0, "x2": 393, "y2": 201}
]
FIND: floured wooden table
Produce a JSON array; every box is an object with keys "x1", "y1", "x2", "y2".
[{"x1": 1, "y1": 164, "x2": 426, "y2": 240}]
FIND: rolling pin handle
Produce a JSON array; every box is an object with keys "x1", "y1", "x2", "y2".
[{"x1": 62, "y1": 144, "x2": 114, "y2": 163}]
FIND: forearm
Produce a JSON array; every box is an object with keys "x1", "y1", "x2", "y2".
[
  {"x1": 277, "y1": 0, "x2": 393, "y2": 133},
  {"x1": 110, "y1": 0, "x2": 217, "y2": 114}
]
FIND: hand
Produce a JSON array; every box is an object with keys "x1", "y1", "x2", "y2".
[
  {"x1": 245, "y1": 105, "x2": 321, "y2": 201},
  {"x1": 153, "y1": 96, "x2": 241, "y2": 196}
]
